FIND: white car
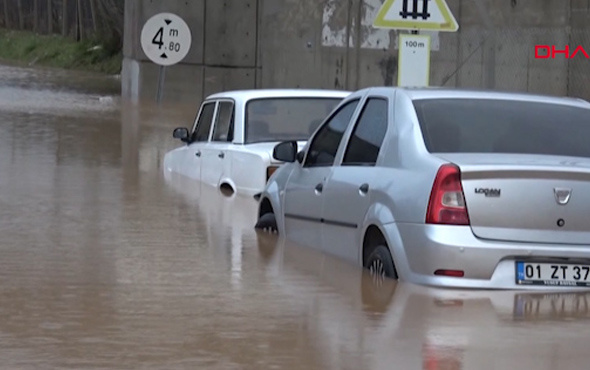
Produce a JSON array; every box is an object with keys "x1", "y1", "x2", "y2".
[{"x1": 163, "y1": 89, "x2": 350, "y2": 196}]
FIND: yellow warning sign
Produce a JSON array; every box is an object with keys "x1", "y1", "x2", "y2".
[{"x1": 373, "y1": 0, "x2": 459, "y2": 32}]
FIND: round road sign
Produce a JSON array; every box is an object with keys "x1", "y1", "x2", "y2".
[{"x1": 140, "y1": 12, "x2": 192, "y2": 67}]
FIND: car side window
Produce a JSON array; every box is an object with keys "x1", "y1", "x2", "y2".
[
  {"x1": 191, "y1": 102, "x2": 216, "y2": 142},
  {"x1": 304, "y1": 100, "x2": 359, "y2": 167},
  {"x1": 342, "y1": 98, "x2": 389, "y2": 166},
  {"x1": 212, "y1": 101, "x2": 234, "y2": 142}
]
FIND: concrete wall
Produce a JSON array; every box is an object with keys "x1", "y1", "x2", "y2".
[{"x1": 122, "y1": 0, "x2": 590, "y2": 106}]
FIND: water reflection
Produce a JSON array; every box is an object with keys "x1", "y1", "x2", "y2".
[
  {"x1": 3, "y1": 62, "x2": 590, "y2": 369},
  {"x1": 255, "y1": 234, "x2": 590, "y2": 370},
  {"x1": 0, "y1": 62, "x2": 120, "y2": 95},
  {"x1": 512, "y1": 291, "x2": 590, "y2": 321}
]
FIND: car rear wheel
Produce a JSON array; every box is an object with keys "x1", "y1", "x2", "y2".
[{"x1": 365, "y1": 245, "x2": 397, "y2": 280}]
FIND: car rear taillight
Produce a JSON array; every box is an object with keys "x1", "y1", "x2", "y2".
[{"x1": 426, "y1": 164, "x2": 470, "y2": 225}]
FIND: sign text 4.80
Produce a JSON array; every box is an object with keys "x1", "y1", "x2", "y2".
[{"x1": 152, "y1": 27, "x2": 181, "y2": 52}]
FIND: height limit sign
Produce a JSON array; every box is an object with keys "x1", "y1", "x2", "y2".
[
  {"x1": 141, "y1": 13, "x2": 192, "y2": 66},
  {"x1": 141, "y1": 13, "x2": 192, "y2": 103}
]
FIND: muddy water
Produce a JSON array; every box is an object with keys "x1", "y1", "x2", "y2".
[{"x1": 2, "y1": 63, "x2": 590, "y2": 370}]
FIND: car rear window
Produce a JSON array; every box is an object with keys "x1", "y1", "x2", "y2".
[
  {"x1": 245, "y1": 98, "x2": 342, "y2": 144},
  {"x1": 413, "y1": 98, "x2": 590, "y2": 158}
]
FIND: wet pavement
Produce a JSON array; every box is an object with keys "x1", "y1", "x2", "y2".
[{"x1": 2, "y1": 63, "x2": 590, "y2": 369}]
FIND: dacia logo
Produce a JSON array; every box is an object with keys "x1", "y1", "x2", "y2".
[{"x1": 475, "y1": 188, "x2": 501, "y2": 197}]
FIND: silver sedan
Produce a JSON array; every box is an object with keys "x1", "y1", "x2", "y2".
[{"x1": 254, "y1": 87, "x2": 590, "y2": 289}]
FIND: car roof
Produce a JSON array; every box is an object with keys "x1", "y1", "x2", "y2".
[
  {"x1": 205, "y1": 88, "x2": 351, "y2": 102},
  {"x1": 349, "y1": 86, "x2": 590, "y2": 108}
]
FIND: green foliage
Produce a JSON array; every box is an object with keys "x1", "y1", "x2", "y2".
[{"x1": 0, "y1": 29, "x2": 122, "y2": 74}]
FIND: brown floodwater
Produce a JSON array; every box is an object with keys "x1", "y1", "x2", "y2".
[{"x1": 2, "y1": 63, "x2": 590, "y2": 370}]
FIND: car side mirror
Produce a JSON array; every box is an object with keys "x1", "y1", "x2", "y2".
[
  {"x1": 273, "y1": 141, "x2": 297, "y2": 162},
  {"x1": 173, "y1": 127, "x2": 189, "y2": 143}
]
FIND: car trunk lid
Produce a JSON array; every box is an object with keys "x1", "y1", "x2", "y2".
[{"x1": 436, "y1": 153, "x2": 590, "y2": 245}]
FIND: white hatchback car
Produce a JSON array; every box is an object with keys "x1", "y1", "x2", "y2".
[{"x1": 163, "y1": 89, "x2": 349, "y2": 195}]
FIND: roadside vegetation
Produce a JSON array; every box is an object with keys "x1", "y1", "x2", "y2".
[
  {"x1": 0, "y1": 0, "x2": 124, "y2": 74},
  {"x1": 0, "y1": 28, "x2": 122, "y2": 74}
]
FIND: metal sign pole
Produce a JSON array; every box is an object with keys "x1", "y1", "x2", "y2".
[{"x1": 156, "y1": 65, "x2": 167, "y2": 104}]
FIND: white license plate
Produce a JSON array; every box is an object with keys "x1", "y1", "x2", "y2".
[{"x1": 516, "y1": 262, "x2": 590, "y2": 287}]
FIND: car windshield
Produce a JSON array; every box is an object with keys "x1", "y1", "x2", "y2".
[
  {"x1": 413, "y1": 98, "x2": 590, "y2": 158},
  {"x1": 245, "y1": 97, "x2": 342, "y2": 143}
]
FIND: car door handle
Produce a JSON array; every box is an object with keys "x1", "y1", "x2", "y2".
[
  {"x1": 218, "y1": 152, "x2": 224, "y2": 159},
  {"x1": 315, "y1": 183, "x2": 323, "y2": 193},
  {"x1": 195, "y1": 151, "x2": 201, "y2": 157},
  {"x1": 359, "y1": 183, "x2": 369, "y2": 194}
]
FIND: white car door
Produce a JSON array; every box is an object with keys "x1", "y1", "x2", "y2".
[
  {"x1": 184, "y1": 101, "x2": 217, "y2": 180},
  {"x1": 200, "y1": 100, "x2": 235, "y2": 188},
  {"x1": 320, "y1": 97, "x2": 390, "y2": 263},
  {"x1": 282, "y1": 99, "x2": 361, "y2": 249}
]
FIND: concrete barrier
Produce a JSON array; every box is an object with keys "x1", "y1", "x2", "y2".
[{"x1": 122, "y1": 0, "x2": 590, "y2": 105}]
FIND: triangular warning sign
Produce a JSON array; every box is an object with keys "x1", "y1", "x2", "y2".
[{"x1": 373, "y1": 0, "x2": 459, "y2": 32}]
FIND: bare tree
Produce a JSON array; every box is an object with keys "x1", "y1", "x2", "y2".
[
  {"x1": 76, "y1": 0, "x2": 84, "y2": 40},
  {"x1": 47, "y1": 0, "x2": 52, "y2": 33},
  {"x1": 17, "y1": 0, "x2": 24, "y2": 30},
  {"x1": 89, "y1": 0, "x2": 97, "y2": 33},
  {"x1": 94, "y1": 0, "x2": 124, "y2": 52},
  {"x1": 4, "y1": 0, "x2": 10, "y2": 28},
  {"x1": 62, "y1": 0, "x2": 69, "y2": 36},
  {"x1": 1, "y1": 0, "x2": 124, "y2": 52}
]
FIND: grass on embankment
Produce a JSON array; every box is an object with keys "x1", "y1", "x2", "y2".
[{"x1": 0, "y1": 28, "x2": 122, "y2": 75}]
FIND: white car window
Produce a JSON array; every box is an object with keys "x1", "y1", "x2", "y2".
[
  {"x1": 191, "y1": 102, "x2": 216, "y2": 142},
  {"x1": 342, "y1": 98, "x2": 388, "y2": 166},
  {"x1": 245, "y1": 98, "x2": 342, "y2": 143},
  {"x1": 212, "y1": 101, "x2": 234, "y2": 142}
]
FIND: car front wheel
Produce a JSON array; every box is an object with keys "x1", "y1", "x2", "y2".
[{"x1": 255, "y1": 212, "x2": 278, "y2": 233}]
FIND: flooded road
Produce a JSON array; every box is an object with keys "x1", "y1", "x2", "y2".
[{"x1": 2, "y1": 63, "x2": 590, "y2": 369}]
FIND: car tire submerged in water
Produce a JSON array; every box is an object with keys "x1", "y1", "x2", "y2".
[
  {"x1": 366, "y1": 245, "x2": 398, "y2": 279},
  {"x1": 255, "y1": 212, "x2": 278, "y2": 233}
]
